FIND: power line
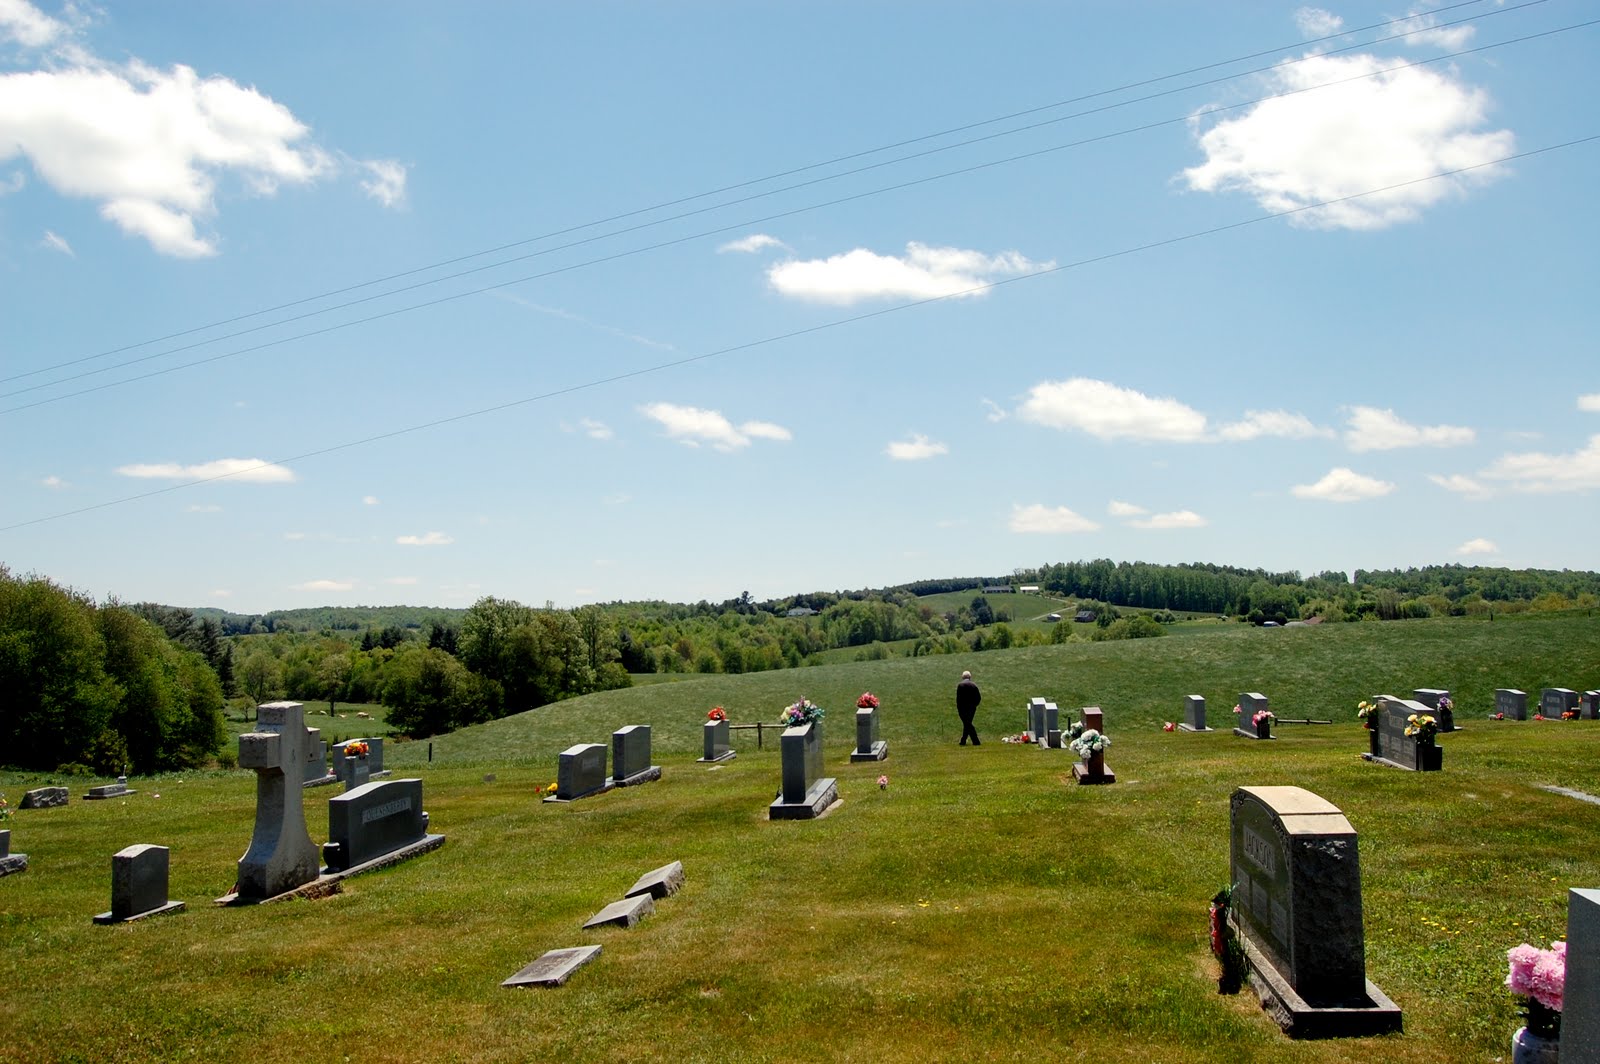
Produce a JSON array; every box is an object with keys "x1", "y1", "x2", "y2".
[
  {"x1": 3, "y1": 11, "x2": 1587, "y2": 413},
  {"x1": 1, "y1": 0, "x2": 1532, "y2": 388},
  {"x1": 3, "y1": 134, "x2": 1592, "y2": 535}
]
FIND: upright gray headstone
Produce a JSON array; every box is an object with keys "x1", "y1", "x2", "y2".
[
  {"x1": 322, "y1": 777, "x2": 432, "y2": 873},
  {"x1": 609, "y1": 725, "x2": 658, "y2": 786},
  {"x1": 851, "y1": 706, "x2": 887, "y2": 762},
  {"x1": 1364, "y1": 698, "x2": 1442, "y2": 771},
  {"x1": 367, "y1": 736, "x2": 385, "y2": 775},
  {"x1": 698, "y1": 718, "x2": 734, "y2": 763},
  {"x1": 1228, "y1": 786, "x2": 1401, "y2": 1037},
  {"x1": 93, "y1": 844, "x2": 184, "y2": 923},
  {"x1": 1496, "y1": 688, "x2": 1528, "y2": 720},
  {"x1": 769, "y1": 723, "x2": 837, "y2": 820},
  {"x1": 302, "y1": 727, "x2": 330, "y2": 785},
  {"x1": 552, "y1": 743, "x2": 608, "y2": 801},
  {"x1": 1410, "y1": 689, "x2": 1455, "y2": 731},
  {"x1": 1584, "y1": 691, "x2": 1600, "y2": 720},
  {"x1": 1043, "y1": 703, "x2": 1060, "y2": 745},
  {"x1": 234, "y1": 701, "x2": 320, "y2": 901},
  {"x1": 1239, "y1": 692, "x2": 1269, "y2": 716},
  {"x1": 1181, "y1": 695, "x2": 1211, "y2": 732},
  {"x1": 1027, "y1": 697, "x2": 1048, "y2": 740},
  {"x1": 1541, "y1": 688, "x2": 1579, "y2": 718},
  {"x1": 1565, "y1": 888, "x2": 1600, "y2": 1058}
]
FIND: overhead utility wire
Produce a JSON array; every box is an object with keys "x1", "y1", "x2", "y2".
[
  {"x1": 2, "y1": 4, "x2": 1574, "y2": 409},
  {"x1": 3, "y1": 15, "x2": 1590, "y2": 416},
  {"x1": 2, "y1": 0, "x2": 1520, "y2": 386},
  {"x1": 3, "y1": 133, "x2": 1593, "y2": 535}
]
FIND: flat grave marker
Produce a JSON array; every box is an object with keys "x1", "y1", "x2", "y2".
[
  {"x1": 582, "y1": 894, "x2": 655, "y2": 930},
  {"x1": 625, "y1": 860, "x2": 685, "y2": 900},
  {"x1": 83, "y1": 776, "x2": 134, "y2": 801},
  {"x1": 502, "y1": 945, "x2": 602, "y2": 989},
  {"x1": 20, "y1": 786, "x2": 67, "y2": 809}
]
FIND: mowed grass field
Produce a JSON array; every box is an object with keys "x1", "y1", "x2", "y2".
[{"x1": 1, "y1": 613, "x2": 1597, "y2": 1063}]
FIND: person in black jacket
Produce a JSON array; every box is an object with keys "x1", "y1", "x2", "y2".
[{"x1": 956, "y1": 670, "x2": 982, "y2": 745}]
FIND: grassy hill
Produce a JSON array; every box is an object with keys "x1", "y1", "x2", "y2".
[{"x1": 2, "y1": 613, "x2": 1596, "y2": 1062}]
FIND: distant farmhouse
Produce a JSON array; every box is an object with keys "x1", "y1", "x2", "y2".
[{"x1": 981, "y1": 584, "x2": 1013, "y2": 594}]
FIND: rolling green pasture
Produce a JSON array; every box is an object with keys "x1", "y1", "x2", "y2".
[{"x1": 2, "y1": 614, "x2": 1597, "y2": 1062}]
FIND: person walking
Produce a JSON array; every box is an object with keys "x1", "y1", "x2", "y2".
[{"x1": 956, "y1": 670, "x2": 982, "y2": 745}]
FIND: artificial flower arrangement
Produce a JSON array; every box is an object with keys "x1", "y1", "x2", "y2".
[
  {"x1": 1067, "y1": 721, "x2": 1086, "y2": 740},
  {"x1": 1562, "y1": 710, "x2": 1580, "y2": 721},
  {"x1": 1534, "y1": 713, "x2": 1548, "y2": 721},
  {"x1": 707, "y1": 706, "x2": 728, "y2": 722},
  {"x1": 344, "y1": 740, "x2": 369, "y2": 758},
  {"x1": 1232, "y1": 704, "x2": 1242, "y2": 716},
  {"x1": 1000, "y1": 732, "x2": 1033, "y2": 744},
  {"x1": 545, "y1": 781, "x2": 558, "y2": 795},
  {"x1": 877, "y1": 775, "x2": 889, "y2": 790},
  {"x1": 1252, "y1": 710, "x2": 1275, "y2": 727},
  {"x1": 1357, "y1": 700, "x2": 1379, "y2": 729},
  {"x1": 1162, "y1": 721, "x2": 1176, "y2": 732},
  {"x1": 1404, "y1": 714, "x2": 1439, "y2": 743},
  {"x1": 856, "y1": 692, "x2": 880, "y2": 709},
  {"x1": 1069, "y1": 728, "x2": 1110, "y2": 759},
  {"x1": 0, "y1": 793, "x2": 10, "y2": 822},
  {"x1": 1492, "y1": 712, "x2": 1507, "y2": 720},
  {"x1": 1507, "y1": 940, "x2": 1565, "y2": 1039},
  {"x1": 780, "y1": 698, "x2": 825, "y2": 728},
  {"x1": 1437, "y1": 694, "x2": 1454, "y2": 713}
]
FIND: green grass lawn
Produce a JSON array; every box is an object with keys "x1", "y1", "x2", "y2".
[{"x1": 1, "y1": 614, "x2": 1596, "y2": 1062}]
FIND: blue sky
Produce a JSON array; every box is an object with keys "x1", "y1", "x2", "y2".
[{"x1": 1, "y1": 1, "x2": 1596, "y2": 612}]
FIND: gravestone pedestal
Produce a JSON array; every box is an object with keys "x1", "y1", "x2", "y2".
[
  {"x1": 1179, "y1": 694, "x2": 1212, "y2": 732},
  {"x1": 94, "y1": 844, "x2": 184, "y2": 924},
  {"x1": 769, "y1": 723, "x2": 838, "y2": 820},
  {"x1": 697, "y1": 719, "x2": 735, "y2": 763},
  {"x1": 225, "y1": 701, "x2": 321, "y2": 903},
  {"x1": 850, "y1": 706, "x2": 888, "y2": 762},
  {"x1": 0, "y1": 829, "x2": 26, "y2": 877}
]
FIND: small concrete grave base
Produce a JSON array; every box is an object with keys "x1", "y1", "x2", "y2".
[
  {"x1": 769, "y1": 778, "x2": 840, "y2": 820},
  {"x1": 83, "y1": 777, "x2": 135, "y2": 801},
  {"x1": 582, "y1": 894, "x2": 655, "y2": 930},
  {"x1": 93, "y1": 844, "x2": 185, "y2": 924},
  {"x1": 696, "y1": 750, "x2": 736, "y2": 764},
  {"x1": 1240, "y1": 935, "x2": 1403, "y2": 1039},
  {"x1": 625, "y1": 860, "x2": 685, "y2": 900},
  {"x1": 1234, "y1": 726, "x2": 1277, "y2": 740},
  {"x1": 606, "y1": 765, "x2": 662, "y2": 789},
  {"x1": 0, "y1": 830, "x2": 26, "y2": 876},
  {"x1": 20, "y1": 786, "x2": 67, "y2": 809},
  {"x1": 1071, "y1": 761, "x2": 1116, "y2": 785},
  {"x1": 502, "y1": 945, "x2": 602, "y2": 989},
  {"x1": 850, "y1": 741, "x2": 888, "y2": 763}
]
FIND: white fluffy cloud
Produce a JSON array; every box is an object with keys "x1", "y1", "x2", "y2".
[
  {"x1": 1019, "y1": 378, "x2": 1207, "y2": 442},
  {"x1": 1295, "y1": 7, "x2": 1343, "y2": 37},
  {"x1": 1392, "y1": 9, "x2": 1475, "y2": 51},
  {"x1": 639, "y1": 402, "x2": 791, "y2": 451},
  {"x1": 1009, "y1": 504, "x2": 1100, "y2": 534},
  {"x1": 397, "y1": 531, "x2": 453, "y2": 547},
  {"x1": 1345, "y1": 406, "x2": 1474, "y2": 452},
  {"x1": 362, "y1": 495, "x2": 379, "y2": 505},
  {"x1": 886, "y1": 434, "x2": 948, "y2": 460},
  {"x1": 115, "y1": 457, "x2": 296, "y2": 483},
  {"x1": 1479, "y1": 435, "x2": 1600, "y2": 493},
  {"x1": 0, "y1": 4, "x2": 405, "y2": 256},
  {"x1": 1291, "y1": 467, "x2": 1395, "y2": 502},
  {"x1": 767, "y1": 242, "x2": 1051, "y2": 304},
  {"x1": 1183, "y1": 51, "x2": 1513, "y2": 230},
  {"x1": 40, "y1": 473, "x2": 64, "y2": 488},
  {"x1": 1130, "y1": 510, "x2": 1208, "y2": 530},
  {"x1": 293, "y1": 579, "x2": 353, "y2": 593},
  {"x1": 1455, "y1": 537, "x2": 1498, "y2": 556},
  {"x1": 1579, "y1": 394, "x2": 1600, "y2": 413},
  {"x1": 1428, "y1": 473, "x2": 1491, "y2": 500},
  {"x1": 1219, "y1": 410, "x2": 1331, "y2": 442},
  {"x1": 718, "y1": 233, "x2": 787, "y2": 254},
  {"x1": 578, "y1": 418, "x2": 613, "y2": 441},
  {"x1": 1107, "y1": 500, "x2": 1147, "y2": 517}
]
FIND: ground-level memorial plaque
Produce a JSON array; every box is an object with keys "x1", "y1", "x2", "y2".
[
  {"x1": 1228, "y1": 786, "x2": 1402, "y2": 1038},
  {"x1": 582, "y1": 894, "x2": 655, "y2": 930},
  {"x1": 502, "y1": 945, "x2": 602, "y2": 989},
  {"x1": 0, "y1": 829, "x2": 26, "y2": 876},
  {"x1": 83, "y1": 776, "x2": 134, "y2": 801},
  {"x1": 1363, "y1": 698, "x2": 1442, "y2": 772},
  {"x1": 1565, "y1": 888, "x2": 1600, "y2": 1058},
  {"x1": 625, "y1": 860, "x2": 685, "y2": 900},
  {"x1": 608, "y1": 725, "x2": 661, "y2": 787},
  {"x1": 1496, "y1": 688, "x2": 1528, "y2": 720},
  {"x1": 93, "y1": 844, "x2": 184, "y2": 924},
  {"x1": 1180, "y1": 695, "x2": 1212, "y2": 732},
  {"x1": 322, "y1": 777, "x2": 442, "y2": 874},
  {"x1": 698, "y1": 718, "x2": 735, "y2": 763},
  {"x1": 769, "y1": 722, "x2": 838, "y2": 819},
  {"x1": 546, "y1": 743, "x2": 611, "y2": 802},
  {"x1": 223, "y1": 701, "x2": 320, "y2": 903},
  {"x1": 21, "y1": 786, "x2": 67, "y2": 809},
  {"x1": 851, "y1": 705, "x2": 888, "y2": 762}
]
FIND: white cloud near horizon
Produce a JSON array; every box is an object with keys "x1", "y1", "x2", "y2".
[
  {"x1": 1345, "y1": 406, "x2": 1474, "y2": 452},
  {"x1": 40, "y1": 474, "x2": 64, "y2": 488},
  {"x1": 1009, "y1": 504, "x2": 1101, "y2": 534},
  {"x1": 1294, "y1": 7, "x2": 1343, "y2": 38},
  {"x1": 767, "y1": 242, "x2": 1052, "y2": 304},
  {"x1": 1108, "y1": 500, "x2": 1147, "y2": 517},
  {"x1": 578, "y1": 418, "x2": 614, "y2": 441},
  {"x1": 115, "y1": 457, "x2": 296, "y2": 483},
  {"x1": 886, "y1": 434, "x2": 948, "y2": 460},
  {"x1": 640, "y1": 402, "x2": 791, "y2": 451},
  {"x1": 1130, "y1": 510, "x2": 1208, "y2": 530},
  {"x1": 1019, "y1": 378, "x2": 1207, "y2": 442},
  {"x1": 1479, "y1": 435, "x2": 1600, "y2": 493},
  {"x1": 1220, "y1": 410, "x2": 1331, "y2": 441},
  {"x1": 1183, "y1": 50, "x2": 1513, "y2": 230},
  {"x1": 0, "y1": 2, "x2": 405, "y2": 256},
  {"x1": 1455, "y1": 537, "x2": 1498, "y2": 556},
  {"x1": 1579, "y1": 393, "x2": 1600, "y2": 413},
  {"x1": 397, "y1": 531, "x2": 453, "y2": 547},
  {"x1": 1291, "y1": 467, "x2": 1395, "y2": 502},
  {"x1": 1428, "y1": 473, "x2": 1491, "y2": 500},
  {"x1": 718, "y1": 233, "x2": 788, "y2": 254},
  {"x1": 292, "y1": 578, "x2": 353, "y2": 593}
]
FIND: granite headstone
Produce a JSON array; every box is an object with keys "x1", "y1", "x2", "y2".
[
  {"x1": 93, "y1": 844, "x2": 184, "y2": 924},
  {"x1": 322, "y1": 777, "x2": 432, "y2": 873},
  {"x1": 232, "y1": 701, "x2": 320, "y2": 901},
  {"x1": 1495, "y1": 688, "x2": 1528, "y2": 720},
  {"x1": 769, "y1": 723, "x2": 837, "y2": 820}
]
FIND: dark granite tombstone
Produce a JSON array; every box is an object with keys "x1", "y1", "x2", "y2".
[
  {"x1": 1496, "y1": 688, "x2": 1528, "y2": 720},
  {"x1": 1027, "y1": 697, "x2": 1048, "y2": 741},
  {"x1": 93, "y1": 844, "x2": 184, "y2": 924},
  {"x1": 550, "y1": 743, "x2": 609, "y2": 802},
  {"x1": 850, "y1": 706, "x2": 888, "y2": 762},
  {"x1": 0, "y1": 829, "x2": 26, "y2": 876},
  {"x1": 1584, "y1": 691, "x2": 1600, "y2": 720},
  {"x1": 1410, "y1": 689, "x2": 1455, "y2": 731},
  {"x1": 1239, "y1": 692, "x2": 1269, "y2": 717},
  {"x1": 698, "y1": 718, "x2": 735, "y2": 763},
  {"x1": 1541, "y1": 688, "x2": 1579, "y2": 718},
  {"x1": 1180, "y1": 695, "x2": 1211, "y2": 732},
  {"x1": 322, "y1": 778, "x2": 433, "y2": 873},
  {"x1": 1566, "y1": 888, "x2": 1600, "y2": 1056},
  {"x1": 769, "y1": 723, "x2": 838, "y2": 820},
  {"x1": 608, "y1": 725, "x2": 659, "y2": 786},
  {"x1": 1071, "y1": 707, "x2": 1115, "y2": 784},
  {"x1": 20, "y1": 786, "x2": 67, "y2": 809},
  {"x1": 83, "y1": 776, "x2": 134, "y2": 801},
  {"x1": 232, "y1": 701, "x2": 320, "y2": 901},
  {"x1": 502, "y1": 945, "x2": 602, "y2": 988},
  {"x1": 1364, "y1": 698, "x2": 1442, "y2": 772},
  {"x1": 1228, "y1": 786, "x2": 1401, "y2": 1037}
]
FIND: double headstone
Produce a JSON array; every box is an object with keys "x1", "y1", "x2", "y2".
[
  {"x1": 549, "y1": 743, "x2": 609, "y2": 802},
  {"x1": 1495, "y1": 688, "x2": 1528, "y2": 720},
  {"x1": 0, "y1": 829, "x2": 26, "y2": 876},
  {"x1": 322, "y1": 778, "x2": 433, "y2": 873},
  {"x1": 609, "y1": 725, "x2": 661, "y2": 786},
  {"x1": 1180, "y1": 695, "x2": 1211, "y2": 732},
  {"x1": 20, "y1": 786, "x2": 67, "y2": 809},
  {"x1": 232, "y1": 701, "x2": 320, "y2": 901},
  {"x1": 1363, "y1": 697, "x2": 1442, "y2": 771},
  {"x1": 1228, "y1": 786, "x2": 1401, "y2": 1037},
  {"x1": 1410, "y1": 689, "x2": 1455, "y2": 731},
  {"x1": 83, "y1": 776, "x2": 134, "y2": 801},
  {"x1": 1565, "y1": 888, "x2": 1600, "y2": 1057},
  {"x1": 698, "y1": 718, "x2": 735, "y2": 763},
  {"x1": 93, "y1": 844, "x2": 184, "y2": 924},
  {"x1": 769, "y1": 722, "x2": 838, "y2": 819},
  {"x1": 1541, "y1": 688, "x2": 1579, "y2": 718},
  {"x1": 850, "y1": 704, "x2": 888, "y2": 762}
]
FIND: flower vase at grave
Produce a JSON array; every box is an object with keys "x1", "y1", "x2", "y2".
[
  {"x1": 1255, "y1": 717, "x2": 1272, "y2": 740},
  {"x1": 1512, "y1": 1025, "x2": 1559, "y2": 1064},
  {"x1": 1367, "y1": 728, "x2": 1381, "y2": 757}
]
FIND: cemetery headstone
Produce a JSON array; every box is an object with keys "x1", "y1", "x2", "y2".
[
  {"x1": 850, "y1": 705, "x2": 888, "y2": 762},
  {"x1": 0, "y1": 829, "x2": 27, "y2": 876},
  {"x1": 1235, "y1": 695, "x2": 1275, "y2": 740},
  {"x1": 625, "y1": 860, "x2": 685, "y2": 900},
  {"x1": 769, "y1": 723, "x2": 838, "y2": 820},
  {"x1": 582, "y1": 894, "x2": 655, "y2": 930},
  {"x1": 1541, "y1": 688, "x2": 1579, "y2": 718},
  {"x1": 1495, "y1": 688, "x2": 1528, "y2": 720},
  {"x1": 1043, "y1": 703, "x2": 1060, "y2": 746},
  {"x1": 1564, "y1": 888, "x2": 1600, "y2": 1057},
  {"x1": 230, "y1": 701, "x2": 320, "y2": 901},
  {"x1": 20, "y1": 786, "x2": 67, "y2": 809},
  {"x1": 322, "y1": 777, "x2": 437, "y2": 874},
  {"x1": 1363, "y1": 697, "x2": 1443, "y2": 771},
  {"x1": 93, "y1": 844, "x2": 184, "y2": 924},
  {"x1": 608, "y1": 725, "x2": 661, "y2": 787},
  {"x1": 1071, "y1": 707, "x2": 1115, "y2": 785},
  {"x1": 1584, "y1": 691, "x2": 1600, "y2": 720},
  {"x1": 1239, "y1": 692, "x2": 1269, "y2": 716},
  {"x1": 302, "y1": 728, "x2": 334, "y2": 788},
  {"x1": 698, "y1": 718, "x2": 735, "y2": 763},
  {"x1": 367, "y1": 736, "x2": 386, "y2": 776},
  {"x1": 502, "y1": 945, "x2": 602, "y2": 989},
  {"x1": 83, "y1": 775, "x2": 134, "y2": 801},
  {"x1": 1228, "y1": 786, "x2": 1402, "y2": 1037},
  {"x1": 1410, "y1": 689, "x2": 1456, "y2": 731},
  {"x1": 1180, "y1": 695, "x2": 1212, "y2": 732},
  {"x1": 333, "y1": 740, "x2": 373, "y2": 792},
  {"x1": 1028, "y1": 697, "x2": 1048, "y2": 741},
  {"x1": 548, "y1": 743, "x2": 610, "y2": 802}
]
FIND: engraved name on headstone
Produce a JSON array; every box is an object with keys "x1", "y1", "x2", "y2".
[{"x1": 1496, "y1": 689, "x2": 1528, "y2": 720}]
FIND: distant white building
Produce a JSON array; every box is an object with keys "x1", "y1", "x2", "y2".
[{"x1": 1019, "y1": 585, "x2": 1040, "y2": 594}]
